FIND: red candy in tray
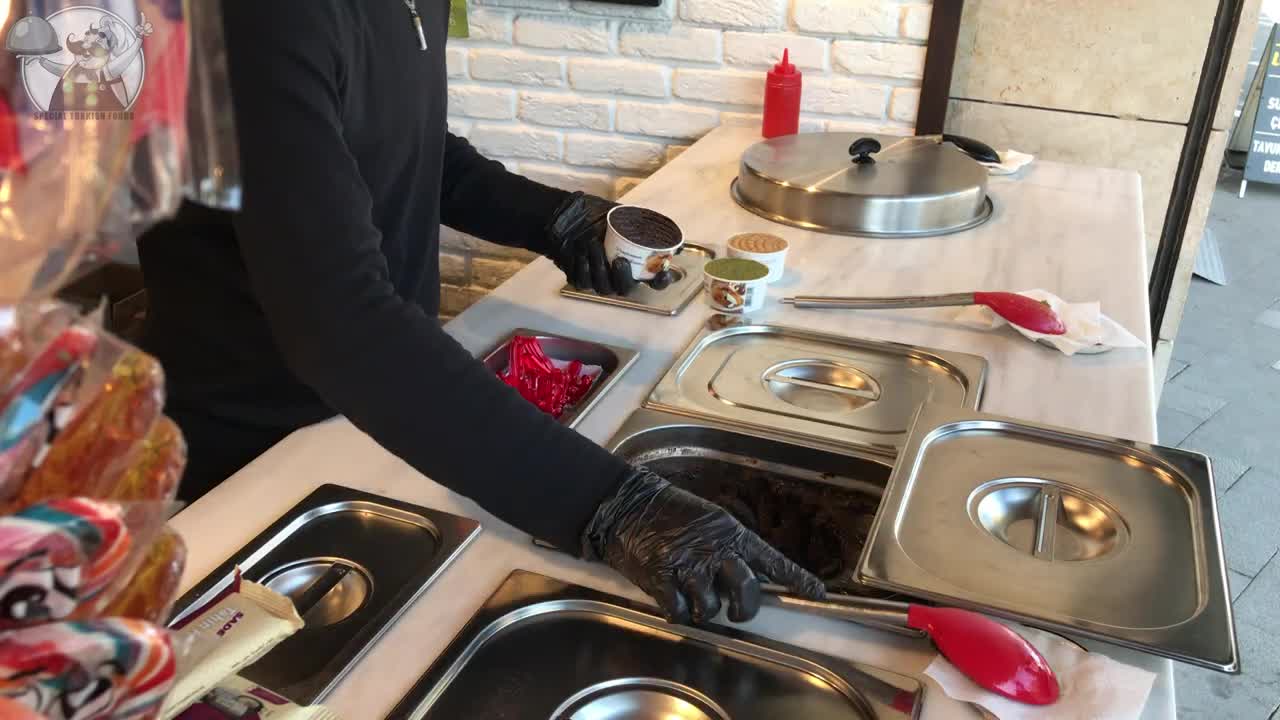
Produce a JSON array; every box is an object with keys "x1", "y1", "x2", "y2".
[{"x1": 498, "y1": 336, "x2": 600, "y2": 420}]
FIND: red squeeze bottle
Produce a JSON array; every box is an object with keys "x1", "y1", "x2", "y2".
[{"x1": 762, "y1": 49, "x2": 802, "y2": 138}]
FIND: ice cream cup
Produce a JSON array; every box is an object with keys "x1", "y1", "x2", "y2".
[
  {"x1": 727, "y1": 232, "x2": 789, "y2": 283},
  {"x1": 604, "y1": 205, "x2": 685, "y2": 281},
  {"x1": 703, "y1": 258, "x2": 769, "y2": 314}
]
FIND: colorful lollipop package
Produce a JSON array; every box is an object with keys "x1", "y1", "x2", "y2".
[
  {"x1": 0, "y1": 1, "x2": 319, "y2": 716},
  {"x1": 0, "y1": 303, "x2": 188, "y2": 719}
]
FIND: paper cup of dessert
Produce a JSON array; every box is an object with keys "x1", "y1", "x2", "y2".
[
  {"x1": 703, "y1": 258, "x2": 770, "y2": 313},
  {"x1": 727, "y1": 232, "x2": 789, "y2": 283},
  {"x1": 605, "y1": 206, "x2": 685, "y2": 281}
]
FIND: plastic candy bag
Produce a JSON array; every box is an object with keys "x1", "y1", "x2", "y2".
[
  {"x1": 0, "y1": 0, "x2": 192, "y2": 304},
  {"x1": 0, "y1": 497, "x2": 172, "y2": 630},
  {"x1": 98, "y1": 418, "x2": 184, "y2": 506},
  {"x1": 11, "y1": 351, "x2": 163, "y2": 512},
  {"x1": 0, "y1": 618, "x2": 176, "y2": 719},
  {"x1": 95, "y1": 526, "x2": 184, "y2": 625}
]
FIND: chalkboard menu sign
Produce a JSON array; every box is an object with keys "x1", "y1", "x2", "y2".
[{"x1": 1244, "y1": 25, "x2": 1280, "y2": 193}]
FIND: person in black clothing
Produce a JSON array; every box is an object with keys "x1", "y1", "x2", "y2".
[{"x1": 137, "y1": 2, "x2": 823, "y2": 624}]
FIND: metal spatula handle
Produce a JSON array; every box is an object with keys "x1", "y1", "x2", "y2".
[
  {"x1": 782, "y1": 292, "x2": 977, "y2": 310},
  {"x1": 759, "y1": 584, "x2": 925, "y2": 638}
]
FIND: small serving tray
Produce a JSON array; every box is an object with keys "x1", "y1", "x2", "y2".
[
  {"x1": 170, "y1": 485, "x2": 482, "y2": 703},
  {"x1": 387, "y1": 571, "x2": 923, "y2": 719},
  {"x1": 859, "y1": 403, "x2": 1238, "y2": 673},
  {"x1": 481, "y1": 329, "x2": 639, "y2": 428},
  {"x1": 646, "y1": 320, "x2": 987, "y2": 458},
  {"x1": 559, "y1": 244, "x2": 716, "y2": 316}
]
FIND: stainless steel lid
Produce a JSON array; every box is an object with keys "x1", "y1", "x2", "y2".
[
  {"x1": 859, "y1": 403, "x2": 1239, "y2": 673},
  {"x1": 731, "y1": 133, "x2": 994, "y2": 237},
  {"x1": 645, "y1": 319, "x2": 988, "y2": 457}
]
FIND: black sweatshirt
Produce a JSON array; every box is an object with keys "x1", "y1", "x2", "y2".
[{"x1": 136, "y1": 1, "x2": 630, "y2": 550}]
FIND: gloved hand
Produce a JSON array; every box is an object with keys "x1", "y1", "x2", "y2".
[
  {"x1": 583, "y1": 469, "x2": 826, "y2": 625},
  {"x1": 545, "y1": 191, "x2": 620, "y2": 295}
]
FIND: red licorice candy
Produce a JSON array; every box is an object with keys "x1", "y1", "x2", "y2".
[{"x1": 499, "y1": 337, "x2": 596, "y2": 419}]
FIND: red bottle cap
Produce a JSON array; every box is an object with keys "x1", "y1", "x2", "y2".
[{"x1": 771, "y1": 49, "x2": 798, "y2": 77}]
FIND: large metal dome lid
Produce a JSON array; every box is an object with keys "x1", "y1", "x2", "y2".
[{"x1": 732, "y1": 132, "x2": 995, "y2": 238}]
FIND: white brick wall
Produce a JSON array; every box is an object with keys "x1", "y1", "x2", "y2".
[
  {"x1": 620, "y1": 24, "x2": 720, "y2": 62},
  {"x1": 469, "y1": 49, "x2": 564, "y2": 85},
  {"x1": 514, "y1": 14, "x2": 612, "y2": 51},
  {"x1": 569, "y1": 57, "x2": 670, "y2": 97},
  {"x1": 442, "y1": 0, "x2": 931, "y2": 313},
  {"x1": 448, "y1": 86, "x2": 516, "y2": 119},
  {"x1": 673, "y1": 68, "x2": 765, "y2": 106},
  {"x1": 724, "y1": 32, "x2": 827, "y2": 70},
  {"x1": 681, "y1": 0, "x2": 787, "y2": 30},
  {"x1": 565, "y1": 134, "x2": 667, "y2": 171},
  {"x1": 520, "y1": 91, "x2": 612, "y2": 129},
  {"x1": 833, "y1": 40, "x2": 925, "y2": 79},
  {"x1": 470, "y1": 123, "x2": 564, "y2": 160},
  {"x1": 616, "y1": 101, "x2": 720, "y2": 139},
  {"x1": 792, "y1": 0, "x2": 898, "y2": 36}
]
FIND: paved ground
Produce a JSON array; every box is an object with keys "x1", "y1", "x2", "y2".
[{"x1": 1165, "y1": 166, "x2": 1280, "y2": 718}]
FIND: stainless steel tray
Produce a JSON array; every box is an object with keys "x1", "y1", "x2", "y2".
[
  {"x1": 171, "y1": 485, "x2": 482, "y2": 703},
  {"x1": 609, "y1": 408, "x2": 898, "y2": 598},
  {"x1": 646, "y1": 320, "x2": 987, "y2": 458},
  {"x1": 387, "y1": 570, "x2": 923, "y2": 719},
  {"x1": 859, "y1": 404, "x2": 1239, "y2": 673},
  {"x1": 480, "y1": 328, "x2": 639, "y2": 428},
  {"x1": 560, "y1": 243, "x2": 716, "y2": 316}
]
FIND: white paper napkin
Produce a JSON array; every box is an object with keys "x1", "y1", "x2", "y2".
[
  {"x1": 549, "y1": 358, "x2": 603, "y2": 380},
  {"x1": 954, "y1": 289, "x2": 1145, "y2": 356},
  {"x1": 925, "y1": 625, "x2": 1156, "y2": 720},
  {"x1": 983, "y1": 149, "x2": 1035, "y2": 175}
]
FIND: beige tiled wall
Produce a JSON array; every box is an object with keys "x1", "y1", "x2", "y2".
[
  {"x1": 945, "y1": 100, "x2": 1184, "y2": 266},
  {"x1": 951, "y1": 0, "x2": 1220, "y2": 124},
  {"x1": 946, "y1": 0, "x2": 1263, "y2": 400},
  {"x1": 1153, "y1": 128, "x2": 1231, "y2": 387}
]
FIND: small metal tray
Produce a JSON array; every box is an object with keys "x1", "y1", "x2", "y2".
[
  {"x1": 646, "y1": 320, "x2": 987, "y2": 458},
  {"x1": 481, "y1": 328, "x2": 639, "y2": 428},
  {"x1": 560, "y1": 243, "x2": 716, "y2": 316},
  {"x1": 171, "y1": 485, "x2": 482, "y2": 703},
  {"x1": 387, "y1": 570, "x2": 923, "y2": 719},
  {"x1": 858, "y1": 403, "x2": 1238, "y2": 673}
]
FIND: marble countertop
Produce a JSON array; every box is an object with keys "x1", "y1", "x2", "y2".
[{"x1": 171, "y1": 126, "x2": 1172, "y2": 719}]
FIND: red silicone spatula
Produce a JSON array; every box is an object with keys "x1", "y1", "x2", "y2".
[
  {"x1": 783, "y1": 291, "x2": 1068, "y2": 335},
  {"x1": 910, "y1": 604, "x2": 1060, "y2": 705},
  {"x1": 763, "y1": 588, "x2": 1061, "y2": 705}
]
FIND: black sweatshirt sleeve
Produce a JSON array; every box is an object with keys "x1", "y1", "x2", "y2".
[
  {"x1": 440, "y1": 132, "x2": 569, "y2": 255},
  {"x1": 221, "y1": 3, "x2": 628, "y2": 551}
]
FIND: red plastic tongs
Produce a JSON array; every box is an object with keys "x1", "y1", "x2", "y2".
[
  {"x1": 764, "y1": 587, "x2": 1061, "y2": 705},
  {"x1": 783, "y1": 291, "x2": 1067, "y2": 335}
]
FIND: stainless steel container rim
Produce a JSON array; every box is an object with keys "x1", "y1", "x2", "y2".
[
  {"x1": 388, "y1": 570, "x2": 921, "y2": 720},
  {"x1": 644, "y1": 319, "x2": 988, "y2": 458},
  {"x1": 731, "y1": 179, "x2": 995, "y2": 238},
  {"x1": 857, "y1": 403, "x2": 1240, "y2": 673},
  {"x1": 169, "y1": 485, "x2": 484, "y2": 703},
  {"x1": 478, "y1": 328, "x2": 640, "y2": 429}
]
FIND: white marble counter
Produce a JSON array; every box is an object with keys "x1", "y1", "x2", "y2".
[{"x1": 171, "y1": 126, "x2": 1172, "y2": 719}]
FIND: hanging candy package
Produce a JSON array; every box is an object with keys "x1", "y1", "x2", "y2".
[
  {"x1": 0, "y1": 1, "x2": 261, "y2": 716},
  {"x1": 0, "y1": 302, "x2": 185, "y2": 718},
  {"x1": 0, "y1": 0, "x2": 195, "y2": 305}
]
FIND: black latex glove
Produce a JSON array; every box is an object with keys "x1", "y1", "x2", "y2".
[
  {"x1": 546, "y1": 191, "x2": 619, "y2": 295},
  {"x1": 583, "y1": 469, "x2": 826, "y2": 625}
]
